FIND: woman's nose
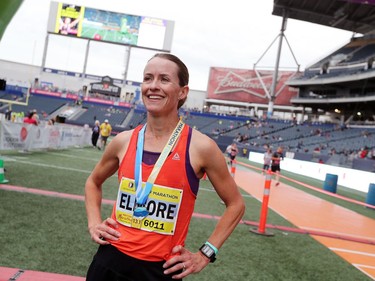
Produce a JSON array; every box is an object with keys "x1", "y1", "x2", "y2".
[{"x1": 149, "y1": 79, "x2": 159, "y2": 89}]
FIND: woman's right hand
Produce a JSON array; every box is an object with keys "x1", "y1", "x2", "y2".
[{"x1": 88, "y1": 217, "x2": 121, "y2": 244}]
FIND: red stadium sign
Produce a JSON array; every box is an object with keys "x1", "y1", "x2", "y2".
[{"x1": 207, "y1": 67, "x2": 298, "y2": 106}]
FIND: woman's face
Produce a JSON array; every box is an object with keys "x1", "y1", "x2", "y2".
[{"x1": 141, "y1": 57, "x2": 187, "y2": 115}]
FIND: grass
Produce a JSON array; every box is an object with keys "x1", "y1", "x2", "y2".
[{"x1": 0, "y1": 147, "x2": 373, "y2": 280}]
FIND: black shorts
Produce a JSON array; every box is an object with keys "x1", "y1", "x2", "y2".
[
  {"x1": 271, "y1": 165, "x2": 280, "y2": 172},
  {"x1": 263, "y1": 164, "x2": 270, "y2": 171},
  {"x1": 86, "y1": 245, "x2": 182, "y2": 281}
]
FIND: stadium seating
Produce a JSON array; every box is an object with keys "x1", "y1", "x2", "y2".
[
  {"x1": 295, "y1": 36, "x2": 375, "y2": 82},
  {"x1": 75, "y1": 101, "x2": 130, "y2": 127},
  {"x1": 1, "y1": 89, "x2": 374, "y2": 172},
  {"x1": 124, "y1": 109, "x2": 147, "y2": 130},
  {"x1": 0, "y1": 94, "x2": 68, "y2": 117}
]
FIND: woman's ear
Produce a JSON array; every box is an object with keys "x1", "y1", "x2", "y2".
[
  {"x1": 178, "y1": 85, "x2": 189, "y2": 109},
  {"x1": 178, "y1": 85, "x2": 189, "y2": 100}
]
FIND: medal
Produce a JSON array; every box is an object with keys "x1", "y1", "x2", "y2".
[
  {"x1": 132, "y1": 206, "x2": 148, "y2": 228},
  {"x1": 133, "y1": 205, "x2": 149, "y2": 218}
]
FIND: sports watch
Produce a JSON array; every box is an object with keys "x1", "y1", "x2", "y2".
[{"x1": 199, "y1": 243, "x2": 217, "y2": 263}]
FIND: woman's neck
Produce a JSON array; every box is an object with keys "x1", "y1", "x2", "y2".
[
  {"x1": 143, "y1": 116, "x2": 180, "y2": 151},
  {"x1": 146, "y1": 115, "x2": 180, "y2": 139}
]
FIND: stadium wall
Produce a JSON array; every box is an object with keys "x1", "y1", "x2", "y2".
[
  {"x1": 249, "y1": 151, "x2": 375, "y2": 193},
  {"x1": 0, "y1": 119, "x2": 91, "y2": 150}
]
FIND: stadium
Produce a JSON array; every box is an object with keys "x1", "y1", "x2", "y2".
[{"x1": 0, "y1": 0, "x2": 375, "y2": 280}]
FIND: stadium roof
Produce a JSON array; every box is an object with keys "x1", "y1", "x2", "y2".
[{"x1": 272, "y1": 0, "x2": 375, "y2": 35}]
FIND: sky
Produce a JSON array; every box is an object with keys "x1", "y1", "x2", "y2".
[{"x1": 0, "y1": 0, "x2": 354, "y2": 91}]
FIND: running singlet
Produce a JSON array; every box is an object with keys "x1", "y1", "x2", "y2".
[
  {"x1": 272, "y1": 152, "x2": 283, "y2": 166},
  {"x1": 110, "y1": 124, "x2": 199, "y2": 261}
]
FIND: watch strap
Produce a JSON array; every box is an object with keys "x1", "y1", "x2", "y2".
[{"x1": 205, "y1": 241, "x2": 218, "y2": 255}]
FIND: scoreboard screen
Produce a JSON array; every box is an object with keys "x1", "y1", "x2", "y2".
[{"x1": 47, "y1": 2, "x2": 174, "y2": 51}]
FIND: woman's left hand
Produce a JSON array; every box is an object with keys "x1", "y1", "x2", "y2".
[{"x1": 163, "y1": 245, "x2": 210, "y2": 279}]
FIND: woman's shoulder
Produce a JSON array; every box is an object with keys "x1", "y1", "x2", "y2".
[
  {"x1": 190, "y1": 127, "x2": 211, "y2": 142},
  {"x1": 105, "y1": 129, "x2": 136, "y2": 159},
  {"x1": 110, "y1": 129, "x2": 135, "y2": 146},
  {"x1": 190, "y1": 128, "x2": 220, "y2": 154},
  {"x1": 116, "y1": 128, "x2": 135, "y2": 139}
]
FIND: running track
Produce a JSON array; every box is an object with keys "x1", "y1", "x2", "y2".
[
  {"x1": 235, "y1": 164, "x2": 375, "y2": 280},
  {"x1": 1, "y1": 164, "x2": 375, "y2": 280}
]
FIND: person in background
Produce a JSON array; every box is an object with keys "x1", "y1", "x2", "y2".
[
  {"x1": 271, "y1": 146, "x2": 284, "y2": 186},
  {"x1": 91, "y1": 120, "x2": 100, "y2": 149},
  {"x1": 84, "y1": 53, "x2": 245, "y2": 281},
  {"x1": 262, "y1": 147, "x2": 272, "y2": 174},
  {"x1": 225, "y1": 143, "x2": 233, "y2": 164},
  {"x1": 23, "y1": 111, "x2": 38, "y2": 126},
  {"x1": 228, "y1": 142, "x2": 239, "y2": 167},
  {"x1": 47, "y1": 117, "x2": 55, "y2": 126},
  {"x1": 99, "y1": 119, "x2": 112, "y2": 150},
  {"x1": 5, "y1": 109, "x2": 12, "y2": 121}
]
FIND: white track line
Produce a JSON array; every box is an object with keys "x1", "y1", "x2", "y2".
[
  {"x1": 330, "y1": 247, "x2": 375, "y2": 257},
  {"x1": 4, "y1": 158, "x2": 92, "y2": 173}
]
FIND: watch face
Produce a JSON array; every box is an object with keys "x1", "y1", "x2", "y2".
[
  {"x1": 201, "y1": 244, "x2": 214, "y2": 257},
  {"x1": 200, "y1": 244, "x2": 216, "y2": 263}
]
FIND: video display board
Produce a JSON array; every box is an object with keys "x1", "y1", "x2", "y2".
[
  {"x1": 55, "y1": 3, "x2": 84, "y2": 36},
  {"x1": 48, "y1": 2, "x2": 174, "y2": 51}
]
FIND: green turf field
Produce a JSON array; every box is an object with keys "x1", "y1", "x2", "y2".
[
  {"x1": 81, "y1": 23, "x2": 138, "y2": 45},
  {"x1": 0, "y1": 147, "x2": 373, "y2": 280}
]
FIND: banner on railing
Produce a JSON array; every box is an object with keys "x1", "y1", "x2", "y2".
[{"x1": 0, "y1": 121, "x2": 91, "y2": 151}]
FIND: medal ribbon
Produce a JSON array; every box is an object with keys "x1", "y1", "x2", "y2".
[{"x1": 134, "y1": 120, "x2": 185, "y2": 206}]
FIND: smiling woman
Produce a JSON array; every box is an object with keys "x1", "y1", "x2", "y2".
[
  {"x1": 84, "y1": 53, "x2": 245, "y2": 281},
  {"x1": 141, "y1": 53, "x2": 189, "y2": 115},
  {"x1": 0, "y1": 0, "x2": 23, "y2": 41}
]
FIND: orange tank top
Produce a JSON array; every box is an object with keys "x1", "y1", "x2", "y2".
[{"x1": 110, "y1": 124, "x2": 198, "y2": 261}]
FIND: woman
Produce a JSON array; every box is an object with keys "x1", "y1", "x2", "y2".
[
  {"x1": 91, "y1": 120, "x2": 100, "y2": 148},
  {"x1": 228, "y1": 142, "x2": 239, "y2": 166},
  {"x1": 262, "y1": 147, "x2": 272, "y2": 174},
  {"x1": 23, "y1": 111, "x2": 38, "y2": 126},
  {"x1": 85, "y1": 53, "x2": 245, "y2": 280}
]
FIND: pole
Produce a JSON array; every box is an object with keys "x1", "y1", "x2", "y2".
[
  {"x1": 82, "y1": 39, "x2": 91, "y2": 81},
  {"x1": 267, "y1": 13, "x2": 288, "y2": 118},
  {"x1": 249, "y1": 170, "x2": 274, "y2": 236},
  {"x1": 40, "y1": 33, "x2": 50, "y2": 75},
  {"x1": 123, "y1": 46, "x2": 131, "y2": 84}
]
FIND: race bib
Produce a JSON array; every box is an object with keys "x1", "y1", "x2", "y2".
[{"x1": 115, "y1": 177, "x2": 183, "y2": 235}]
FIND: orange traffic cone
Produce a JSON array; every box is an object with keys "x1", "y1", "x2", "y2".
[
  {"x1": 230, "y1": 159, "x2": 237, "y2": 178},
  {"x1": 249, "y1": 170, "x2": 274, "y2": 236}
]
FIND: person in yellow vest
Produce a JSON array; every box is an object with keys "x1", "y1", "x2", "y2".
[{"x1": 99, "y1": 119, "x2": 112, "y2": 150}]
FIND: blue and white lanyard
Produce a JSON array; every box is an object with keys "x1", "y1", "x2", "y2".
[{"x1": 134, "y1": 120, "x2": 185, "y2": 206}]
